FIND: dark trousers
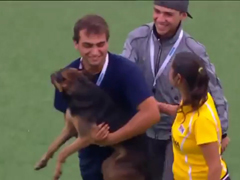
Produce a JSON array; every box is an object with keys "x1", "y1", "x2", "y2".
[
  {"x1": 78, "y1": 145, "x2": 113, "y2": 180},
  {"x1": 147, "y1": 137, "x2": 174, "y2": 180}
]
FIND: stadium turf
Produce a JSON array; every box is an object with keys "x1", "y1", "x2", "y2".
[{"x1": 0, "y1": 1, "x2": 239, "y2": 179}]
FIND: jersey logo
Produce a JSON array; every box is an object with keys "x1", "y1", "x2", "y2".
[{"x1": 178, "y1": 124, "x2": 185, "y2": 134}]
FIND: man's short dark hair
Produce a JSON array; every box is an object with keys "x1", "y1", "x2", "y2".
[{"x1": 73, "y1": 14, "x2": 110, "y2": 43}]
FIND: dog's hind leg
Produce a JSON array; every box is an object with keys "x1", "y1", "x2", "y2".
[
  {"x1": 112, "y1": 145, "x2": 127, "y2": 161},
  {"x1": 102, "y1": 151, "x2": 146, "y2": 180}
]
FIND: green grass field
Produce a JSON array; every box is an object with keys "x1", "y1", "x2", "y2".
[{"x1": 0, "y1": 1, "x2": 240, "y2": 179}]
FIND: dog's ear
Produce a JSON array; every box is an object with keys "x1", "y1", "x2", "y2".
[
  {"x1": 82, "y1": 70, "x2": 95, "y2": 81},
  {"x1": 50, "y1": 68, "x2": 95, "y2": 95},
  {"x1": 51, "y1": 72, "x2": 64, "y2": 92},
  {"x1": 58, "y1": 68, "x2": 84, "y2": 95}
]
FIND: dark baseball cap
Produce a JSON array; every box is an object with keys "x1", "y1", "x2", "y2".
[{"x1": 154, "y1": 0, "x2": 192, "y2": 19}]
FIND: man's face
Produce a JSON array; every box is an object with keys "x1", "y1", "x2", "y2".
[
  {"x1": 74, "y1": 29, "x2": 109, "y2": 67},
  {"x1": 153, "y1": 5, "x2": 187, "y2": 36}
]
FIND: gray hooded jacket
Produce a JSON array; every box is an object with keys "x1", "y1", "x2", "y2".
[{"x1": 121, "y1": 22, "x2": 229, "y2": 140}]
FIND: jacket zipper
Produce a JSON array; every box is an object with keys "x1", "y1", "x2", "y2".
[
  {"x1": 154, "y1": 40, "x2": 162, "y2": 140},
  {"x1": 154, "y1": 40, "x2": 162, "y2": 76}
]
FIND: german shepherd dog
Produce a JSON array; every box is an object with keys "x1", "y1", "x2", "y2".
[{"x1": 35, "y1": 68, "x2": 150, "y2": 180}]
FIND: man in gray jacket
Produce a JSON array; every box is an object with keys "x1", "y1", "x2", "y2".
[{"x1": 121, "y1": 0, "x2": 230, "y2": 180}]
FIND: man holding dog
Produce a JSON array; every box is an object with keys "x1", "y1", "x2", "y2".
[
  {"x1": 121, "y1": 0, "x2": 230, "y2": 180},
  {"x1": 36, "y1": 14, "x2": 160, "y2": 180}
]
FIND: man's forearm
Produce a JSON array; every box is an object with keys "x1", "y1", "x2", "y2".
[{"x1": 110, "y1": 107, "x2": 160, "y2": 145}]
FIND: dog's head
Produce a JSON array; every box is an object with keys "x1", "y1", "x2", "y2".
[
  {"x1": 50, "y1": 68, "x2": 94, "y2": 95},
  {"x1": 51, "y1": 68, "x2": 101, "y2": 137}
]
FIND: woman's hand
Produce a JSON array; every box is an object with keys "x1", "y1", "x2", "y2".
[
  {"x1": 157, "y1": 102, "x2": 179, "y2": 116},
  {"x1": 221, "y1": 136, "x2": 230, "y2": 154}
]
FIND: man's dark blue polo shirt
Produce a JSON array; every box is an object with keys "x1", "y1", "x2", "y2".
[{"x1": 53, "y1": 52, "x2": 152, "y2": 180}]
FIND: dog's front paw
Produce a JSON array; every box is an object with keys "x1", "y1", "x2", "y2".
[{"x1": 34, "y1": 154, "x2": 49, "y2": 170}]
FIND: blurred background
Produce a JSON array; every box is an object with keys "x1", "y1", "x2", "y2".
[{"x1": 0, "y1": 1, "x2": 239, "y2": 179}]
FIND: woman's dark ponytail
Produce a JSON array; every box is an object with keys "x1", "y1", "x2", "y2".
[
  {"x1": 172, "y1": 52, "x2": 210, "y2": 113},
  {"x1": 188, "y1": 66, "x2": 209, "y2": 111}
]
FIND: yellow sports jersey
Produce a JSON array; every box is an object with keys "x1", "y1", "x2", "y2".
[{"x1": 172, "y1": 93, "x2": 227, "y2": 180}]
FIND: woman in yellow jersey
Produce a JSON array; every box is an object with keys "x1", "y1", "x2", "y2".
[{"x1": 158, "y1": 52, "x2": 230, "y2": 180}]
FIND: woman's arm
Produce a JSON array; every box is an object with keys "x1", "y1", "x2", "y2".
[
  {"x1": 200, "y1": 142, "x2": 222, "y2": 180},
  {"x1": 157, "y1": 102, "x2": 179, "y2": 116},
  {"x1": 194, "y1": 116, "x2": 222, "y2": 180}
]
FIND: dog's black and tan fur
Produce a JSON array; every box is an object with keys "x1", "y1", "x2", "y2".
[{"x1": 38, "y1": 68, "x2": 150, "y2": 180}]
